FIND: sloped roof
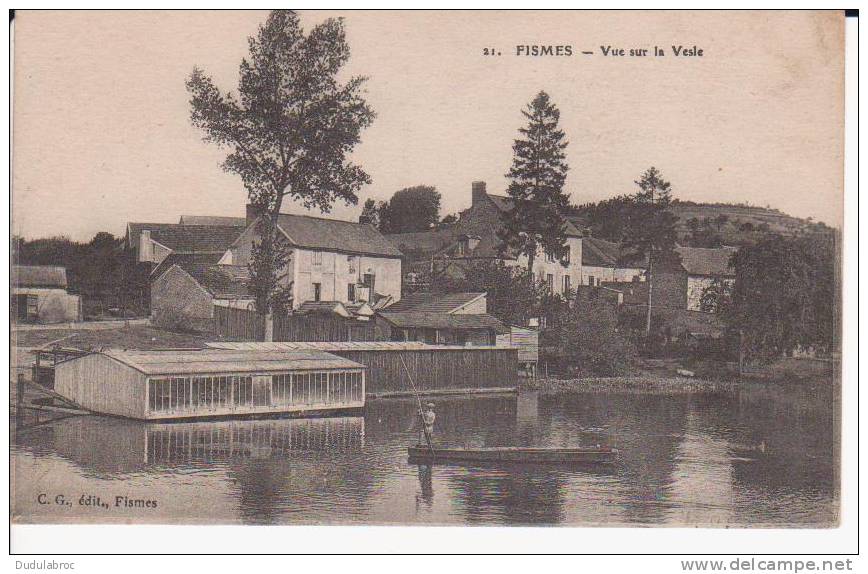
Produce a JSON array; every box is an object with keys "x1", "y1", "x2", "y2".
[
  {"x1": 581, "y1": 237, "x2": 620, "y2": 267},
  {"x1": 384, "y1": 292, "x2": 486, "y2": 313},
  {"x1": 13, "y1": 265, "x2": 68, "y2": 288},
  {"x1": 296, "y1": 301, "x2": 351, "y2": 317},
  {"x1": 150, "y1": 253, "x2": 223, "y2": 282},
  {"x1": 486, "y1": 194, "x2": 583, "y2": 237},
  {"x1": 127, "y1": 223, "x2": 243, "y2": 254},
  {"x1": 274, "y1": 213, "x2": 402, "y2": 258},
  {"x1": 98, "y1": 348, "x2": 362, "y2": 375},
  {"x1": 378, "y1": 311, "x2": 508, "y2": 333},
  {"x1": 179, "y1": 215, "x2": 246, "y2": 227},
  {"x1": 201, "y1": 265, "x2": 251, "y2": 298},
  {"x1": 676, "y1": 246, "x2": 738, "y2": 277},
  {"x1": 151, "y1": 255, "x2": 250, "y2": 298},
  {"x1": 386, "y1": 229, "x2": 453, "y2": 257}
]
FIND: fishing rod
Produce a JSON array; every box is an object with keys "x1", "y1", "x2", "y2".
[{"x1": 398, "y1": 354, "x2": 435, "y2": 457}]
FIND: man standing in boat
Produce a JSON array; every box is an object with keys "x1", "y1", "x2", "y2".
[{"x1": 419, "y1": 402, "x2": 436, "y2": 445}]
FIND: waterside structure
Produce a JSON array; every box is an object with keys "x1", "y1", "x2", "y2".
[{"x1": 54, "y1": 348, "x2": 365, "y2": 420}]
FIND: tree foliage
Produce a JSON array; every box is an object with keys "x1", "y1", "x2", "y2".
[
  {"x1": 432, "y1": 260, "x2": 548, "y2": 328},
  {"x1": 704, "y1": 234, "x2": 836, "y2": 360},
  {"x1": 360, "y1": 185, "x2": 441, "y2": 233},
  {"x1": 622, "y1": 167, "x2": 680, "y2": 334},
  {"x1": 383, "y1": 185, "x2": 441, "y2": 233},
  {"x1": 499, "y1": 91, "x2": 571, "y2": 272},
  {"x1": 187, "y1": 10, "x2": 374, "y2": 314},
  {"x1": 14, "y1": 233, "x2": 149, "y2": 316},
  {"x1": 546, "y1": 294, "x2": 636, "y2": 376}
]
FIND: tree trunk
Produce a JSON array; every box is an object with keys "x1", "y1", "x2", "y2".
[
  {"x1": 263, "y1": 312, "x2": 274, "y2": 342},
  {"x1": 527, "y1": 250, "x2": 536, "y2": 277},
  {"x1": 645, "y1": 256, "x2": 654, "y2": 336}
]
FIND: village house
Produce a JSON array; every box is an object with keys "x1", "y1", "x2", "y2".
[
  {"x1": 586, "y1": 245, "x2": 738, "y2": 313},
  {"x1": 376, "y1": 291, "x2": 508, "y2": 345},
  {"x1": 150, "y1": 253, "x2": 254, "y2": 328},
  {"x1": 12, "y1": 265, "x2": 82, "y2": 323},
  {"x1": 125, "y1": 219, "x2": 245, "y2": 266},
  {"x1": 219, "y1": 207, "x2": 404, "y2": 310},
  {"x1": 578, "y1": 235, "x2": 647, "y2": 286},
  {"x1": 387, "y1": 181, "x2": 584, "y2": 296},
  {"x1": 673, "y1": 246, "x2": 738, "y2": 311}
]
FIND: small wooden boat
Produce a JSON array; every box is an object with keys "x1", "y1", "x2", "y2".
[{"x1": 407, "y1": 445, "x2": 617, "y2": 464}]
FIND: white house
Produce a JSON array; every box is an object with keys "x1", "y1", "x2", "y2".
[
  {"x1": 580, "y1": 236, "x2": 647, "y2": 286},
  {"x1": 387, "y1": 181, "x2": 584, "y2": 297},
  {"x1": 220, "y1": 209, "x2": 404, "y2": 310}
]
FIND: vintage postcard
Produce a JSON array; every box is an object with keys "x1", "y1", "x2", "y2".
[{"x1": 10, "y1": 9, "x2": 845, "y2": 537}]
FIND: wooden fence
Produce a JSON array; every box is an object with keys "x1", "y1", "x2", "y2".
[
  {"x1": 330, "y1": 347, "x2": 518, "y2": 395},
  {"x1": 214, "y1": 306, "x2": 378, "y2": 342},
  {"x1": 214, "y1": 306, "x2": 264, "y2": 341}
]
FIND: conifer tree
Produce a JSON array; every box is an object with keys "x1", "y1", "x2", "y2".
[{"x1": 499, "y1": 91, "x2": 571, "y2": 274}]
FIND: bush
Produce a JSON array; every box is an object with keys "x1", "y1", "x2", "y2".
[{"x1": 544, "y1": 297, "x2": 636, "y2": 377}]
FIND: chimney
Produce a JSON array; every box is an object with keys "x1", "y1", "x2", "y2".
[
  {"x1": 471, "y1": 181, "x2": 487, "y2": 206},
  {"x1": 246, "y1": 204, "x2": 261, "y2": 226},
  {"x1": 139, "y1": 230, "x2": 151, "y2": 262}
]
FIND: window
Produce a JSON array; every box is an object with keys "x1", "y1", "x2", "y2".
[
  {"x1": 312, "y1": 283, "x2": 322, "y2": 301},
  {"x1": 563, "y1": 275, "x2": 571, "y2": 295},
  {"x1": 564, "y1": 247, "x2": 570, "y2": 264},
  {"x1": 546, "y1": 274, "x2": 554, "y2": 293},
  {"x1": 588, "y1": 275, "x2": 596, "y2": 286},
  {"x1": 545, "y1": 250, "x2": 555, "y2": 263},
  {"x1": 347, "y1": 255, "x2": 356, "y2": 274},
  {"x1": 312, "y1": 251, "x2": 323, "y2": 266},
  {"x1": 15, "y1": 294, "x2": 38, "y2": 321},
  {"x1": 363, "y1": 273, "x2": 375, "y2": 294},
  {"x1": 347, "y1": 283, "x2": 356, "y2": 302}
]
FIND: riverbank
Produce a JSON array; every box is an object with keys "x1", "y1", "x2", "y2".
[{"x1": 523, "y1": 375, "x2": 737, "y2": 395}]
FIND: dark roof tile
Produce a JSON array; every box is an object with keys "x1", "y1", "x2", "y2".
[{"x1": 13, "y1": 265, "x2": 68, "y2": 288}]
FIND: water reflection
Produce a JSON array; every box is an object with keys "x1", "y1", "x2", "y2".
[{"x1": 11, "y1": 384, "x2": 837, "y2": 526}]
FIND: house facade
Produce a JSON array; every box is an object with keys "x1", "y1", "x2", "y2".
[
  {"x1": 387, "y1": 181, "x2": 583, "y2": 297},
  {"x1": 220, "y1": 210, "x2": 403, "y2": 310},
  {"x1": 12, "y1": 265, "x2": 82, "y2": 323},
  {"x1": 645, "y1": 246, "x2": 737, "y2": 312},
  {"x1": 150, "y1": 253, "x2": 253, "y2": 328},
  {"x1": 579, "y1": 236, "x2": 647, "y2": 286}
]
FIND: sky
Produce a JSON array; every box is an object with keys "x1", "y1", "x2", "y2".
[{"x1": 12, "y1": 10, "x2": 844, "y2": 241}]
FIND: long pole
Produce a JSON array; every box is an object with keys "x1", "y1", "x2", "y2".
[{"x1": 398, "y1": 354, "x2": 435, "y2": 457}]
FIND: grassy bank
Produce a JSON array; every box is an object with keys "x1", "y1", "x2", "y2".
[{"x1": 12, "y1": 323, "x2": 211, "y2": 350}]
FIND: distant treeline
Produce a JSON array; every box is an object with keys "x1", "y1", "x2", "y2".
[{"x1": 13, "y1": 233, "x2": 150, "y2": 316}]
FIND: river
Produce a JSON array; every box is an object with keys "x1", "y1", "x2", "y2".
[{"x1": 10, "y1": 385, "x2": 837, "y2": 526}]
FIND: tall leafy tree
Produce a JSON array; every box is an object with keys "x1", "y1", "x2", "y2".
[
  {"x1": 704, "y1": 233, "x2": 836, "y2": 361},
  {"x1": 499, "y1": 91, "x2": 571, "y2": 273},
  {"x1": 187, "y1": 10, "x2": 375, "y2": 336},
  {"x1": 384, "y1": 185, "x2": 441, "y2": 233},
  {"x1": 623, "y1": 167, "x2": 680, "y2": 335},
  {"x1": 359, "y1": 198, "x2": 380, "y2": 227}
]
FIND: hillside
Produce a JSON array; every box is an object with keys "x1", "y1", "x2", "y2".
[{"x1": 571, "y1": 198, "x2": 836, "y2": 247}]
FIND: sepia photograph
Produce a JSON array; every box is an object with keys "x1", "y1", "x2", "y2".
[{"x1": 7, "y1": 7, "x2": 855, "y2": 558}]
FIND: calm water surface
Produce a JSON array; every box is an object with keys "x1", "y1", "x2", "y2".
[{"x1": 11, "y1": 386, "x2": 837, "y2": 526}]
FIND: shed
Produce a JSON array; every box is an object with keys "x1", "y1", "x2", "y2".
[
  {"x1": 54, "y1": 348, "x2": 365, "y2": 420},
  {"x1": 12, "y1": 265, "x2": 82, "y2": 323},
  {"x1": 376, "y1": 310, "x2": 508, "y2": 346}
]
